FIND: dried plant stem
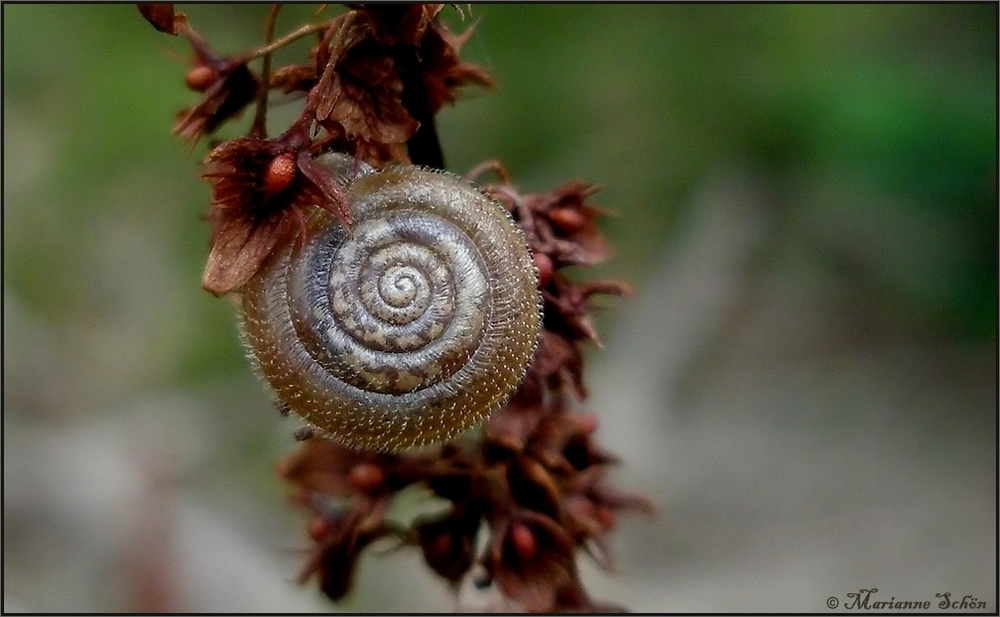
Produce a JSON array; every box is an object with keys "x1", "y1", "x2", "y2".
[
  {"x1": 394, "y1": 45, "x2": 445, "y2": 169},
  {"x1": 250, "y1": 4, "x2": 283, "y2": 138},
  {"x1": 466, "y1": 160, "x2": 513, "y2": 185},
  {"x1": 244, "y1": 21, "x2": 330, "y2": 61}
]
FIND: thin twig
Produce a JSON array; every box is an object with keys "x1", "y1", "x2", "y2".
[
  {"x1": 244, "y1": 21, "x2": 330, "y2": 61},
  {"x1": 250, "y1": 4, "x2": 283, "y2": 138},
  {"x1": 466, "y1": 160, "x2": 512, "y2": 185}
]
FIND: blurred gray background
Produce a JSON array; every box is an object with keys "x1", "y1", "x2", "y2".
[{"x1": 4, "y1": 4, "x2": 996, "y2": 612}]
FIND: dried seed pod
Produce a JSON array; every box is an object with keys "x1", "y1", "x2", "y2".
[
  {"x1": 240, "y1": 153, "x2": 542, "y2": 451},
  {"x1": 263, "y1": 151, "x2": 297, "y2": 198},
  {"x1": 185, "y1": 65, "x2": 216, "y2": 92}
]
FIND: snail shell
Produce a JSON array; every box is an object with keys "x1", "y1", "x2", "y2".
[{"x1": 240, "y1": 153, "x2": 542, "y2": 451}]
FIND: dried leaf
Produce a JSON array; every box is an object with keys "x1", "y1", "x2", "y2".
[
  {"x1": 137, "y1": 3, "x2": 184, "y2": 35},
  {"x1": 201, "y1": 208, "x2": 294, "y2": 296}
]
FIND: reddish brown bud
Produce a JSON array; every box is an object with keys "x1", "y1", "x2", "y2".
[
  {"x1": 308, "y1": 515, "x2": 333, "y2": 541},
  {"x1": 595, "y1": 506, "x2": 615, "y2": 530},
  {"x1": 577, "y1": 412, "x2": 599, "y2": 435},
  {"x1": 534, "y1": 252, "x2": 554, "y2": 287},
  {"x1": 347, "y1": 463, "x2": 385, "y2": 492},
  {"x1": 548, "y1": 207, "x2": 587, "y2": 232},
  {"x1": 431, "y1": 532, "x2": 452, "y2": 559},
  {"x1": 185, "y1": 65, "x2": 216, "y2": 92},
  {"x1": 510, "y1": 522, "x2": 537, "y2": 560},
  {"x1": 264, "y1": 152, "x2": 297, "y2": 198}
]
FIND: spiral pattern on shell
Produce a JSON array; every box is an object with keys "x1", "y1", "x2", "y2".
[{"x1": 240, "y1": 154, "x2": 542, "y2": 451}]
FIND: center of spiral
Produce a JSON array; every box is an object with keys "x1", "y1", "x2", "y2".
[
  {"x1": 312, "y1": 210, "x2": 490, "y2": 395},
  {"x1": 380, "y1": 265, "x2": 419, "y2": 308},
  {"x1": 358, "y1": 244, "x2": 438, "y2": 327}
]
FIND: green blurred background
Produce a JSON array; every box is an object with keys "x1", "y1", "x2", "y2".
[{"x1": 4, "y1": 4, "x2": 996, "y2": 612}]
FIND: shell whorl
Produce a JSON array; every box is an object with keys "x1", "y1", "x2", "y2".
[{"x1": 240, "y1": 153, "x2": 542, "y2": 451}]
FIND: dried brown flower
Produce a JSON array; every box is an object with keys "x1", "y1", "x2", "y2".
[
  {"x1": 142, "y1": 3, "x2": 652, "y2": 611},
  {"x1": 200, "y1": 127, "x2": 352, "y2": 296},
  {"x1": 357, "y1": 3, "x2": 443, "y2": 46},
  {"x1": 419, "y1": 18, "x2": 496, "y2": 113},
  {"x1": 172, "y1": 23, "x2": 259, "y2": 143},
  {"x1": 415, "y1": 506, "x2": 481, "y2": 584},
  {"x1": 303, "y1": 6, "x2": 492, "y2": 167},
  {"x1": 487, "y1": 179, "x2": 615, "y2": 268},
  {"x1": 484, "y1": 511, "x2": 577, "y2": 612},
  {"x1": 295, "y1": 493, "x2": 400, "y2": 601}
]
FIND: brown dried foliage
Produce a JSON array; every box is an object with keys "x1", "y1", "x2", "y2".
[
  {"x1": 151, "y1": 3, "x2": 493, "y2": 296},
  {"x1": 143, "y1": 3, "x2": 651, "y2": 612}
]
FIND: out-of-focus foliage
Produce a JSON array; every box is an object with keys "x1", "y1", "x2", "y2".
[
  {"x1": 443, "y1": 4, "x2": 996, "y2": 341},
  {"x1": 3, "y1": 4, "x2": 995, "y2": 612},
  {"x1": 5, "y1": 6, "x2": 995, "y2": 391}
]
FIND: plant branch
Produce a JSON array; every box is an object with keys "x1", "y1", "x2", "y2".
[
  {"x1": 393, "y1": 44, "x2": 444, "y2": 169},
  {"x1": 250, "y1": 4, "x2": 283, "y2": 138},
  {"x1": 243, "y1": 21, "x2": 330, "y2": 62}
]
